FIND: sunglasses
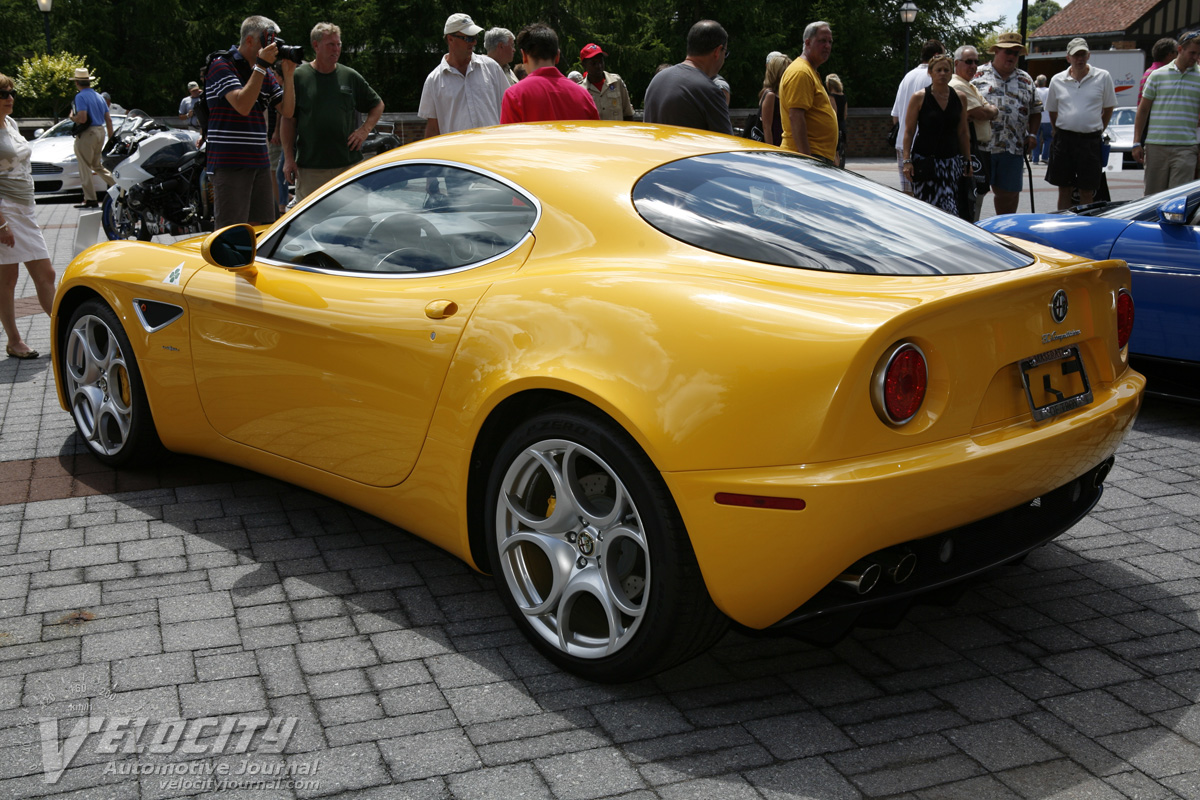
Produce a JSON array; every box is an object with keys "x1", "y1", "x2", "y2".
[
  {"x1": 449, "y1": 33, "x2": 477, "y2": 43},
  {"x1": 959, "y1": 58, "x2": 979, "y2": 65},
  {"x1": 0, "y1": 90, "x2": 16, "y2": 100}
]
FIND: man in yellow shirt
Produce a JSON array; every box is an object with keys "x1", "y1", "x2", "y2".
[{"x1": 779, "y1": 21, "x2": 838, "y2": 161}]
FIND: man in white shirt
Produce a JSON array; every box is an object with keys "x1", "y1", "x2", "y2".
[
  {"x1": 418, "y1": 13, "x2": 507, "y2": 137},
  {"x1": 1045, "y1": 38, "x2": 1116, "y2": 209},
  {"x1": 890, "y1": 39, "x2": 944, "y2": 194}
]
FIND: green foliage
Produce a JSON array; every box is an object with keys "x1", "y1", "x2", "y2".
[
  {"x1": 1027, "y1": 0, "x2": 1062, "y2": 34},
  {"x1": 14, "y1": 52, "x2": 94, "y2": 118},
  {"x1": 1, "y1": 0, "x2": 1008, "y2": 118}
]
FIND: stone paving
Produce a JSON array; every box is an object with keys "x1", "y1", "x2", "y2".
[{"x1": 1, "y1": 174, "x2": 1199, "y2": 800}]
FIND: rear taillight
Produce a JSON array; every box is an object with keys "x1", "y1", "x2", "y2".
[
  {"x1": 1117, "y1": 290, "x2": 1134, "y2": 349},
  {"x1": 873, "y1": 343, "x2": 927, "y2": 425}
]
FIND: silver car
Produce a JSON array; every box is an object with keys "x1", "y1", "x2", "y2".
[
  {"x1": 29, "y1": 116, "x2": 125, "y2": 198},
  {"x1": 1103, "y1": 106, "x2": 1137, "y2": 169}
]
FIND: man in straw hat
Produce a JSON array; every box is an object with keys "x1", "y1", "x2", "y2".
[
  {"x1": 971, "y1": 32, "x2": 1042, "y2": 214},
  {"x1": 67, "y1": 67, "x2": 114, "y2": 209}
]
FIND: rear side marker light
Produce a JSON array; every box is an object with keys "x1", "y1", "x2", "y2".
[
  {"x1": 1116, "y1": 289, "x2": 1134, "y2": 349},
  {"x1": 873, "y1": 342, "x2": 928, "y2": 425},
  {"x1": 715, "y1": 493, "x2": 806, "y2": 511}
]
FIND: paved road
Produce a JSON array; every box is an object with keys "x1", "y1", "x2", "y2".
[{"x1": 1, "y1": 180, "x2": 1198, "y2": 800}]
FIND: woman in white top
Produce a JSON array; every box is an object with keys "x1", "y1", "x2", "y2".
[{"x1": 0, "y1": 72, "x2": 56, "y2": 359}]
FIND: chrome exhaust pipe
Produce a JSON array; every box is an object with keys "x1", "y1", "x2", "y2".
[
  {"x1": 878, "y1": 550, "x2": 917, "y2": 584},
  {"x1": 1092, "y1": 457, "x2": 1114, "y2": 489},
  {"x1": 835, "y1": 561, "x2": 881, "y2": 594}
]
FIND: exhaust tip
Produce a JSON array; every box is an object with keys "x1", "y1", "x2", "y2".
[
  {"x1": 836, "y1": 561, "x2": 881, "y2": 595},
  {"x1": 1092, "y1": 457, "x2": 1115, "y2": 489},
  {"x1": 881, "y1": 551, "x2": 917, "y2": 584}
]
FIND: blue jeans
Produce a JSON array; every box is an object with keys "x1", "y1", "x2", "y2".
[{"x1": 1034, "y1": 122, "x2": 1053, "y2": 164}]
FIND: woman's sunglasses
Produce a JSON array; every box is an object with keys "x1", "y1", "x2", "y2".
[{"x1": 0, "y1": 90, "x2": 17, "y2": 100}]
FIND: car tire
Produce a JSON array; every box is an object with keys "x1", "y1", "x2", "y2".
[
  {"x1": 485, "y1": 407, "x2": 727, "y2": 682},
  {"x1": 61, "y1": 299, "x2": 163, "y2": 466}
]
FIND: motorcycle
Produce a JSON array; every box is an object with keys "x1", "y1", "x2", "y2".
[
  {"x1": 101, "y1": 111, "x2": 169, "y2": 173},
  {"x1": 102, "y1": 119, "x2": 211, "y2": 241}
]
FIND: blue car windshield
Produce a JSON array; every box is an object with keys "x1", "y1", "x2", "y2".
[
  {"x1": 632, "y1": 151, "x2": 1034, "y2": 275},
  {"x1": 1093, "y1": 180, "x2": 1200, "y2": 221}
]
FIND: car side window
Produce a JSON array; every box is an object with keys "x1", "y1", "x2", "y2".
[{"x1": 262, "y1": 163, "x2": 537, "y2": 274}]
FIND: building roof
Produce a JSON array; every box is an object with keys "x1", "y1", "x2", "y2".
[{"x1": 1031, "y1": 0, "x2": 1160, "y2": 39}]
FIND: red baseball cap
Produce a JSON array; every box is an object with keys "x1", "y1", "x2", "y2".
[{"x1": 580, "y1": 43, "x2": 607, "y2": 60}]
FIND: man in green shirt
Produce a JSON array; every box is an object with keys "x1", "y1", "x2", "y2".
[
  {"x1": 282, "y1": 22, "x2": 384, "y2": 201},
  {"x1": 1133, "y1": 30, "x2": 1200, "y2": 195}
]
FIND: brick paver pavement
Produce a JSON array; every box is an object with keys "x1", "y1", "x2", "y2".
[{"x1": 1, "y1": 182, "x2": 1198, "y2": 799}]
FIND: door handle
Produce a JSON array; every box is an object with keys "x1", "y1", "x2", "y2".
[{"x1": 425, "y1": 299, "x2": 459, "y2": 319}]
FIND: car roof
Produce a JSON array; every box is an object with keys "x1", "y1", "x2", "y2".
[{"x1": 371, "y1": 122, "x2": 774, "y2": 200}]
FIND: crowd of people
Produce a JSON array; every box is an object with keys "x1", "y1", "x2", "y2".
[{"x1": 4, "y1": 12, "x2": 1200, "y2": 362}]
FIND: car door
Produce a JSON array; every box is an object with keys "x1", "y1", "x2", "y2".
[
  {"x1": 186, "y1": 161, "x2": 539, "y2": 486},
  {"x1": 1109, "y1": 191, "x2": 1200, "y2": 363}
]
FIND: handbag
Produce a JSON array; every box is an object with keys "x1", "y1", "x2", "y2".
[
  {"x1": 911, "y1": 155, "x2": 935, "y2": 182},
  {"x1": 968, "y1": 121, "x2": 990, "y2": 196},
  {"x1": 742, "y1": 110, "x2": 765, "y2": 142},
  {"x1": 886, "y1": 122, "x2": 899, "y2": 148},
  {"x1": 71, "y1": 121, "x2": 88, "y2": 136}
]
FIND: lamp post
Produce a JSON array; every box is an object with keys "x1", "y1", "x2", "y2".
[
  {"x1": 900, "y1": 2, "x2": 918, "y2": 72},
  {"x1": 36, "y1": 0, "x2": 52, "y2": 54}
]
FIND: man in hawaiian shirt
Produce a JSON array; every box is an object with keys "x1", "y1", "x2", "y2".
[{"x1": 972, "y1": 32, "x2": 1042, "y2": 214}]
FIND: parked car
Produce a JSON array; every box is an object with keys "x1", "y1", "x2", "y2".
[
  {"x1": 29, "y1": 116, "x2": 125, "y2": 198},
  {"x1": 52, "y1": 124, "x2": 1144, "y2": 681},
  {"x1": 1103, "y1": 106, "x2": 1138, "y2": 169},
  {"x1": 979, "y1": 180, "x2": 1199, "y2": 401}
]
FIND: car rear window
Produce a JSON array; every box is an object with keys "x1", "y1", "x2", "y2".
[{"x1": 632, "y1": 151, "x2": 1034, "y2": 275}]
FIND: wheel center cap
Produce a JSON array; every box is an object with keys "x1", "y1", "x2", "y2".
[{"x1": 577, "y1": 531, "x2": 595, "y2": 557}]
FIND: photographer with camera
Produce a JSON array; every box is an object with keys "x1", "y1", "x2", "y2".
[
  {"x1": 205, "y1": 15, "x2": 297, "y2": 227},
  {"x1": 281, "y1": 22, "x2": 383, "y2": 203}
]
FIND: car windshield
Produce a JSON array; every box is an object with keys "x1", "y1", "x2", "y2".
[
  {"x1": 633, "y1": 151, "x2": 1033, "y2": 275},
  {"x1": 1109, "y1": 108, "x2": 1135, "y2": 127},
  {"x1": 1094, "y1": 180, "x2": 1200, "y2": 221},
  {"x1": 39, "y1": 115, "x2": 126, "y2": 138}
]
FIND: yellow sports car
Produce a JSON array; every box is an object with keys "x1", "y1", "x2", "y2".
[{"x1": 52, "y1": 124, "x2": 1144, "y2": 682}]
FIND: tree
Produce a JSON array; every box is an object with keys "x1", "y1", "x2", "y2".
[
  {"x1": 14, "y1": 52, "x2": 94, "y2": 118},
  {"x1": 1028, "y1": 0, "x2": 1062, "y2": 34}
]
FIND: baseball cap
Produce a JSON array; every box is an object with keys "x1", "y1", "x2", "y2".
[
  {"x1": 187, "y1": 81, "x2": 199, "y2": 90},
  {"x1": 444, "y1": 13, "x2": 482, "y2": 37},
  {"x1": 1066, "y1": 37, "x2": 1089, "y2": 55},
  {"x1": 580, "y1": 43, "x2": 606, "y2": 60}
]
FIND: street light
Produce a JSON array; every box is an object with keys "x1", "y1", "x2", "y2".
[
  {"x1": 900, "y1": 2, "x2": 918, "y2": 72},
  {"x1": 36, "y1": 0, "x2": 52, "y2": 54}
]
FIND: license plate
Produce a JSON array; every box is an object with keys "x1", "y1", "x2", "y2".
[{"x1": 1019, "y1": 346, "x2": 1093, "y2": 421}]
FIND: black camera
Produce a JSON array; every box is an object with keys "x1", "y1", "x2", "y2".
[{"x1": 260, "y1": 30, "x2": 304, "y2": 64}]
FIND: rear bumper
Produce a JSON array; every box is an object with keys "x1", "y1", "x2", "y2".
[
  {"x1": 772, "y1": 457, "x2": 1110, "y2": 635},
  {"x1": 663, "y1": 370, "x2": 1144, "y2": 628}
]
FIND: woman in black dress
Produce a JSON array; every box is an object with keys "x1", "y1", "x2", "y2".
[
  {"x1": 759, "y1": 54, "x2": 791, "y2": 147},
  {"x1": 900, "y1": 54, "x2": 972, "y2": 215}
]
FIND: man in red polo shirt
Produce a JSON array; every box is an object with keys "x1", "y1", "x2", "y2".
[{"x1": 501, "y1": 24, "x2": 599, "y2": 123}]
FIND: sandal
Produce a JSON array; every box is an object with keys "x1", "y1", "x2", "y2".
[{"x1": 5, "y1": 345, "x2": 39, "y2": 359}]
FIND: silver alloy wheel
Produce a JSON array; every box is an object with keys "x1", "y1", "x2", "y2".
[
  {"x1": 495, "y1": 438, "x2": 651, "y2": 659},
  {"x1": 64, "y1": 314, "x2": 134, "y2": 456}
]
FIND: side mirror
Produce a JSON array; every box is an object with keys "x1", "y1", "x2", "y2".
[
  {"x1": 201, "y1": 224, "x2": 258, "y2": 272},
  {"x1": 1157, "y1": 196, "x2": 1189, "y2": 226}
]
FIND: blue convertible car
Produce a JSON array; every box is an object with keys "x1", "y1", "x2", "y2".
[{"x1": 980, "y1": 180, "x2": 1200, "y2": 400}]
